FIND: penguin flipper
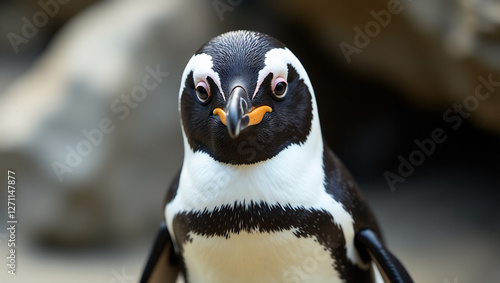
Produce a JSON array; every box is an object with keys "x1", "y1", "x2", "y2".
[
  {"x1": 355, "y1": 229, "x2": 413, "y2": 283},
  {"x1": 140, "y1": 221, "x2": 179, "y2": 283}
]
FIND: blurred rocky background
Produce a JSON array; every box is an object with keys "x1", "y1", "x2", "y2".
[{"x1": 0, "y1": 0, "x2": 499, "y2": 282}]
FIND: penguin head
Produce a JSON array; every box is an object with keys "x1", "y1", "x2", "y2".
[{"x1": 179, "y1": 30, "x2": 321, "y2": 165}]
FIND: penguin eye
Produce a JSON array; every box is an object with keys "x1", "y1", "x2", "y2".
[
  {"x1": 195, "y1": 81, "x2": 210, "y2": 102},
  {"x1": 272, "y1": 77, "x2": 287, "y2": 99}
]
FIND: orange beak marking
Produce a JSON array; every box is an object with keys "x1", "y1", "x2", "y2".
[{"x1": 213, "y1": 105, "x2": 272, "y2": 126}]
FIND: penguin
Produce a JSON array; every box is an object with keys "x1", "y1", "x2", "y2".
[{"x1": 140, "y1": 30, "x2": 413, "y2": 283}]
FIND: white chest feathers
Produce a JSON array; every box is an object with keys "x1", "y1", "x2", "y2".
[
  {"x1": 165, "y1": 126, "x2": 365, "y2": 282},
  {"x1": 182, "y1": 230, "x2": 341, "y2": 283}
]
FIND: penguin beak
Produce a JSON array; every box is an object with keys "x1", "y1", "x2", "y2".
[{"x1": 213, "y1": 86, "x2": 272, "y2": 138}]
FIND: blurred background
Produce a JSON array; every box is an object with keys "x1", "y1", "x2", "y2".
[{"x1": 0, "y1": 0, "x2": 499, "y2": 282}]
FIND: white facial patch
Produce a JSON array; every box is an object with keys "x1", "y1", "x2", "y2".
[
  {"x1": 178, "y1": 53, "x2": 224, "y2": 112},
  {"x1": 252, "y1": 48, "x2": 314, "y2": 100}
]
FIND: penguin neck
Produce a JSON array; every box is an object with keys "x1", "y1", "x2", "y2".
[{"x1": 179, "y1": 113, "x2": 325, "y2": 211}]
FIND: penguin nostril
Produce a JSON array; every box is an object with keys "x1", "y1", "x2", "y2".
[{"x1": 239, "y1": 97, "x2": 249, "y2": 113}]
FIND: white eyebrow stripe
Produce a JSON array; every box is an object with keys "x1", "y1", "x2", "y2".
[
  {"x1": 178, "y1": 53, "x2": 225, "y2": 111},
  {"x1": 252, "y1": 48, "x2": 313, "y2": 99}
]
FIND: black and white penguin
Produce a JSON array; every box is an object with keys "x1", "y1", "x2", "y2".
[{"x1": 141, "y1": 30, "x2": 413, "y2": 283}]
